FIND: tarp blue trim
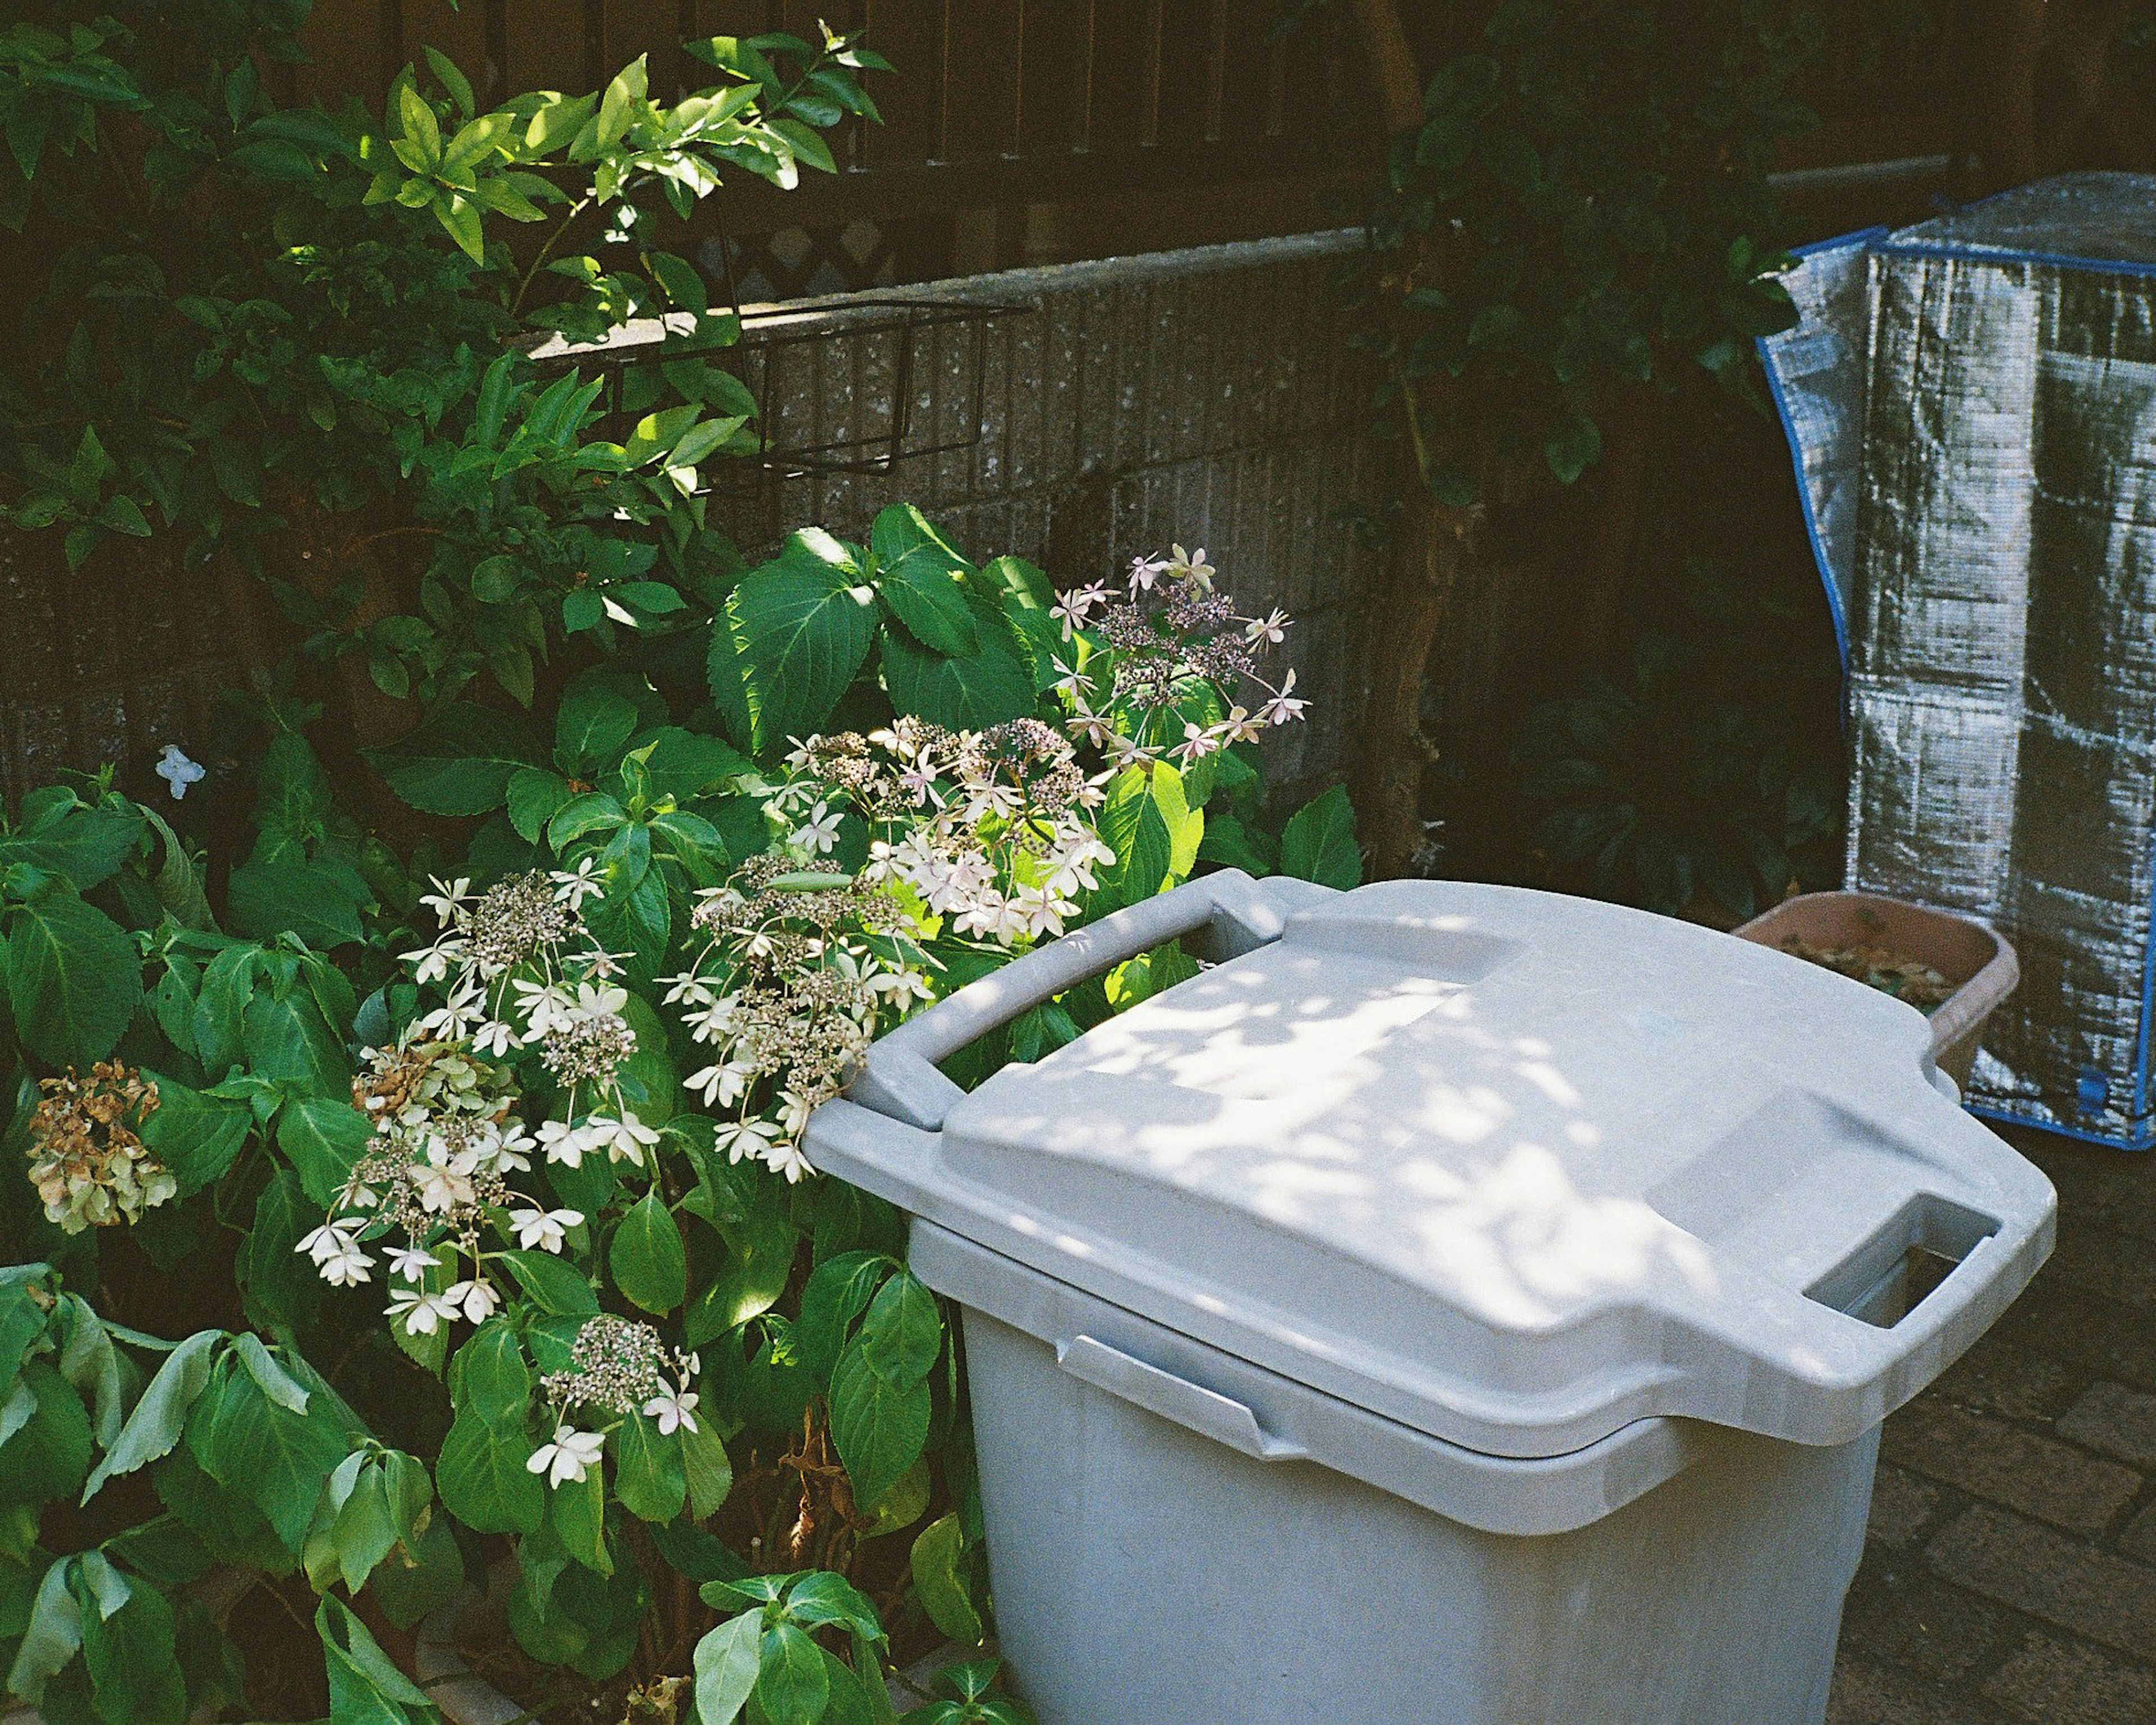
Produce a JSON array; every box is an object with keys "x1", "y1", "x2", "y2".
[
  {"x1": 1755, "y1": 226, "x2": 1888, "y2": 677},
  {"x1": 1969, "y1": 1098, "x2": 2156, "y2": 1152},
  {"x1": 1875, "y1": 239, "x2": 2156, "y2": 280}
]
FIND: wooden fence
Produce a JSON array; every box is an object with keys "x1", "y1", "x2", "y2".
[{"x1": 281, "y1": 1, "x2": 1380, "y2": 283}]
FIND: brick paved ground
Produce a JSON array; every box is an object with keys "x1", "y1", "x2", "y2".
[{"x1": 1829, "y1": 1129, "x2": 2156, "y2": 1724}]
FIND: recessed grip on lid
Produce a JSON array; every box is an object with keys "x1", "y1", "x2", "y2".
[
  {"x1": 847, "y1": 869, "x2": 1287, "y2": 1131},
  {"x1": 1057, "y1": 1334, "x2": 1309, "y2": 1462}
]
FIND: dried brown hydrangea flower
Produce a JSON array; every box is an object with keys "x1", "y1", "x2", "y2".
[{"x1": 26, "y1": 1062, "x2": 175, "y2": 1234}]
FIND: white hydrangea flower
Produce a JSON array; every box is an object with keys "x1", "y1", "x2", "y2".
[{"x1": 527, "y1": 1425, "x2": 605, "y2": 1487}]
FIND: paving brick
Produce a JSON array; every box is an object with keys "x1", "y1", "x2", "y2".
[
  {"x1": 1926, "y1": 1504, "x2": 2156, "y2": 1659},
  {"x1": 1881, "y1": 1401, "x2": 2141, "y2": 1531},
  {"x1": 2057, "y1": 1380, "x2": 2156, "y2": 1468},
  {"x1": 2044, "y1": 1228, "x2": 2156, "y2": 1309},
  {"x1": 1992, "y1": 1281, "x2": 2156, "y2": 1395},
  {"x1": 1931, "y1": 1335, "x2": 2082, "y2": 1422},
  {"x1": 1827, "y1": 1655, "x2": 2006, "y2": 1725},
  {"x1": 1867, "y1": 1463, "x2": 1943, "y2": 1549},
  {"x1": 2121, "y1": 1504, "x2": 2156, "y2": 1566},
  {"x1": 1841, "y1": 1558, "x2": 2011, "y2": 1682},
  {"x1": 1983, "y1": 1630, "x2": 2156, "y2": 1725}
]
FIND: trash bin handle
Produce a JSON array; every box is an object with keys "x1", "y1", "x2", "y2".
[
  {"x1": 847, "y1": 869, "x2": 1286, "y2": 1130},
  {"x1": 1057, "y1": 1334, "x2": 1309, "y2": 1463}
]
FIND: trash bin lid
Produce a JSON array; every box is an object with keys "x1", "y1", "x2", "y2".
[{"x1": 810, "y1": 879, "x2": 2055, "y2": 1458}]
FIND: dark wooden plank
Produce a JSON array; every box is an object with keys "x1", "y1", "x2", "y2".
[
  {"x1": 503, "y1": 0, "x2": 592, "y2": 94},
  {"x1": 293, "y1": 0, "x2": 390, "y2": 108},
  {"x1": 1016, "y1": 0, "x2": 1093, "y2": 157},
  {"x1": 397, "y1": 0, "x2": 491, "y2": 97},
  {"x1": 1085, "y1": 0, "x2": 1164, "y2": 152},
  {"x1": 856, "y1": 0, "x2": 945, "y2": 170},
  {"x1": 939, "y1": 0, "x2": 1022, "y2": 162}
]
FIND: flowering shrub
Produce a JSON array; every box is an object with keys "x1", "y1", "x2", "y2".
[{"x1": 2, "y1": 483, "x2": 1348, "y2": 1725}]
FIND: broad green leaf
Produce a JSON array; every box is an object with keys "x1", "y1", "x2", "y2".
[
  {"x1": 225, "y1": 857, "x2": 368, "y2": 949},
  {"x1": 880, "y1": 583, "x2": 1034, "y2": 731},
  {"x1": 610, "y1": 1412, "x2": 686, "y2": 1523},
  {"x1": 138, "y1": 1075, "x2": 249, "y2": 1194},
  {"x1": 681, "y1": 1411, "x2": 734, "y2": 1520},
  {"x1": 639, "y1": 728, "x2": 754, "y2": 802},
  {"x1": 0, "y1": 1362, "x2": 91, "y2": 1508},
  {"x1": 555, "y1": 685, "x2": 641, "y2": 772},
  {"x1": 693, "y1": 1612, "x2": 762, "y2": 1725},
  {"x1": 506, "y1": 767, "x2": 577, "y2": 843},
  {"x1": 910, "y1": 1513, "x2": 985, "y2": 1645},
  {"x1": 871, "y1": 505, "x2": 979, "y2": 655},
  {"x1": 78, "y1": 1567, "x2": 185, "y2": 1725},
  {"x1": 331, "y1": 1461, "x2": 401, "y2": 1593},
  {"x1": 757, "y1": 1621, "x2": 830, "y2": 1725},
  {"x1": 243, "y1": 985, "x2": 347, "y2": 1098},
  {"x1": 276, "y1": 1095, "x2": 372, "y2": 1207},
  {"x1": 368, "y1": 703, "x2": 545, "y2": 816},
  {"x1": 186, "y1": 1364, "x2": 348, "y2": 1553},
  {"x1": 783, "y1": 1572, "x2": 881, "y2": 1640},
  {"x1": 454, "y1": 1321, "x2": 533, "y2": 1427},
  {"x1": 596, "y1": 55, "x2": 648, "y2": 149},
  {"x1": 436, "y1": 1411, "x2": 543, "y2": 1535},
  {"x1": 500, "y1": 1249, "x2": 599, "y2": 1317},
  {"x1": 1278, "y1": 784, "x2": 1362, "y2": 889},
  {"x1": 0, "y1": 806, "x2": 139, "y2": 891},
  {"x1": 6, "y1": 893, "x2": 140, "y2": 1066},
  {"x1": 853, "y1": 1272, "x2": 940, "y2": 1388},
  {"x1": 610, "y1": 1189, "x2": 687, "y2": 1313},
  {"x1": 710, "y1": 531, "x2": 877, "y2": 756},
  {"x1": 550, "y1": 1461, "x2": 609, "y2": 1574},
  {"x1": 318, "y1": 1594, "x2": 437, "y2": 1725},
  {"x1": 87, "y1": 1334, "x2": 223, "y2": 1499},
  {"x1": 828, "y1": 1343, "x2": 929, "y2": 1514},
  {"x1": 6, "y1": 1558, "x2": 81, "y2": 1703}
]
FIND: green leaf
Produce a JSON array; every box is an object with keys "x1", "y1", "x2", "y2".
[
  {"x1": 5, "y1": 893, "x2": 140, "y2": 1065},
  {"x1": 639, "y1": 728, "x2": 754, "y2": 802},
  {"x1": 828, "y1": 1343, "x2": 929, "y2": 1514},
  {"x1": 436, "y1": 1411, "x2": 543, "y2": 1535},
  {"x1": 454, "y1": 1321, "x2": 532, "y2": 1427},
  {"x1": 0, "y1": 806, "x2": 139, "y2": 891},
  {"x1": 78, "y1": 1567, "x2": 185, "y2": 1725},
  {"x1": 610, "y1": 1189, "x2": 687, "y2": 1313},
  {"x1": 0, "y1": 1362, "x2": 91, "y2": 1507},
  {"x1": 243, "y1": 985, "x2": 348, "y2": 1099},
  {"x1": 555, "y1": 686, "x2": 641, "y2": 772},
  {"x1": 711, "y1": 531, "x2": 878, "y2": 756},
  {"x1": 138, "y1": 1076, "x2": 249, "y2": 1194},
  {"x1": 693, "y1": 1612, "x2": 762, "y2": 1725},
  {"x1": 550, "y1": 1461, "x2": 609, "y2": 1574},
  {"x1": 506, "y1": 767, "x2": 577, "y2": 844},
  {"x1": 757, "y1": 1621, "x2": 830, "y2": 1725},
  {"x1": 611, "y1": 1413, "x2": 686, "y2": 1523},
  {"x1": 81, "y1": 1330, "x2": 222, "y2": 1503},
  {"x1": 276, "y1": 1096, "x2": 372, "y2": 1207},
  {"x1": 225, "y1": 857, "x2": 367, "y2": 950},
  {"x1": 910, "y1": 1513, "x2": 985, "y2": 1645},
  {"x1": 871, "y1": 505, "x2": 979, "y2": 655},
  {"x1": 318, "y1": 1594, "x2": 438, "y2": 1725},
  {"x1": 6, "y1": 1557, "x2": 81, "y2": 1704},
  {"x1": 331, "y1": 1461, "x2": 401, "y2": 1594},
  {"x1": 596, "y1": 54, "x2": 648, "y2": 149},
  {"x1": 880, "y1": 583, "x2": 1034, "y2": 731},
  {"x1": 499, "y1": 1249, "x2": 600, "y2": 1317},
  {"x1": 1278, "y1": 784, "x2": 1362, "y2": 889},
  {"x1": 369, "y1": 704, "x2": 546, "y2": 816},
  {"x1": 186, "y1": 1364, "x2": 348, "y2": 1553},
  {"x1": 853, "y1": 1272, "x2": 940, "y2": 1387},
  {"x1": 681, "y1": 1412, "x2": 734, "y2": 1520}
]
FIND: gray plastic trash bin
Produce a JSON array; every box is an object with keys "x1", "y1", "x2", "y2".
[{"x1": 805, "y1": 871, "x2": 2056, "y2": 1725}]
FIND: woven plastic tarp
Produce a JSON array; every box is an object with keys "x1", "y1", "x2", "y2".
[{"x1": 1762, "y1": 172, "x2": 2156, "y2": 1149}]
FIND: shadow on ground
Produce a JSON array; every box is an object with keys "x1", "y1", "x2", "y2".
[{"x1": 1829, "y1": 1130, "x2": 2156, "y2": 1723}]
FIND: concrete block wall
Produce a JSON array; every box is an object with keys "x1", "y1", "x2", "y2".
[
  {"x1": 1, "y1": 230, "x2": 1380, "y2": 811},
  {"x1": 718, "y1": 227, "x2": 1381, "y2": 806}
]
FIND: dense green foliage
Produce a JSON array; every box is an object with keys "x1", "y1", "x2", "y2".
[{"x1": 0, "y1": 17, "x2": 1350, "y2": 1724}]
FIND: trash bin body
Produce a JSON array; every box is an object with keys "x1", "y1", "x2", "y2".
[{"x1": 807, "y1": 873, "x2": 2055, "y2": 1725}]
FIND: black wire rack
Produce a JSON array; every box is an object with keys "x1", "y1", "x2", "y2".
[{"x1": 526, "y1": 285, "x2": 1032, "y2": 495}]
